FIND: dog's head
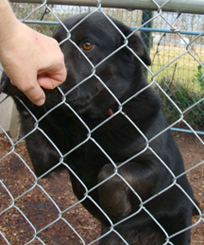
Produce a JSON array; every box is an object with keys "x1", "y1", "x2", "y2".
[
  {"x1": 53, "y1": 12, "x2": 151, "y2": 117},
  {"x1": 1, "y1": 12, "x2": 151, "y2": 118}
]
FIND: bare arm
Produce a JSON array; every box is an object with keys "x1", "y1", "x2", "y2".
[{"x1": 0, "y1": 0, "x2": 67, "y2": 106}]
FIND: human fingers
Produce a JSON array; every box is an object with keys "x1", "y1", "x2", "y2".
[
  {"x1": 25, "y1": 85, "x2": 45, "y2": 106},
  {"x1": 37, "y1": 64, "x2": 67, "y2": 89},
  {"x1": 14, "y1": 78, "x2": 46, "y2": 106}
]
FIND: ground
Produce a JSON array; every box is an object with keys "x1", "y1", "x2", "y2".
[{"x1": 0, "y1": 131, "x2": 203, "y2": 244}]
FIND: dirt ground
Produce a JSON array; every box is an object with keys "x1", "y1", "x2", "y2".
[{"x1": 0, "y1": 131, "x2": 203, "y2": 244}]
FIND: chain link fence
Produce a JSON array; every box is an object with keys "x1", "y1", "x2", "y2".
[{"x1": 0, "y1": 0, "x2": 204, "y2": 244}]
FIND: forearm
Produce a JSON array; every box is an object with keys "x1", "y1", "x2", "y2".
[{"x1": 0, "y1": 0, "x2": 19, "y2": 44}]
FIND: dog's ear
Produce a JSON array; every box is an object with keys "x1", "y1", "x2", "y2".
[
  {"x1": 127, "y1": 33, "x2": 151, "y2": 66},
  {"x1": 116, "y1": 21, "x2": 151, "y2": 66}
]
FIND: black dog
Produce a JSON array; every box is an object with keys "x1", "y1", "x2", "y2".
[{"x1": 1, "y1": 12, "x2": 195, "y2": 244}]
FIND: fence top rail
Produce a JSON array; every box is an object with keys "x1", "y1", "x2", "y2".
[{"x1": 9, "y1": 0, "x2": 204, "y2": 15}]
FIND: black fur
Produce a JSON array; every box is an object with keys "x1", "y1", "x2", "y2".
[{"x1": 0, "y1": 12, "x2": 195, "y2": 244}]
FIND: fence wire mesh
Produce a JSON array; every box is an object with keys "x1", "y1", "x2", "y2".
[{"x1": 0, "y1": 0, "x2": 204, "y2": 244}]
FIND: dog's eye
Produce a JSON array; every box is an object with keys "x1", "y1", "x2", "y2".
[{"x1": 82, "y1": 41, "x2": 94, "y2": 51}]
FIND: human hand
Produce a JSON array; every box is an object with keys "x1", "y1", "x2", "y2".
[{"x1": 0, "y1": 21, "x2": 67, "y2": 106}]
